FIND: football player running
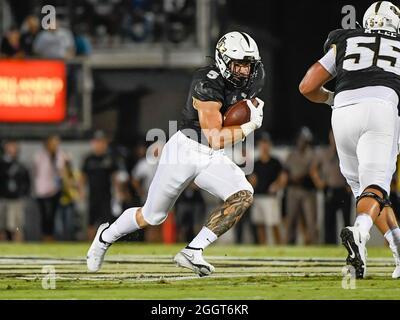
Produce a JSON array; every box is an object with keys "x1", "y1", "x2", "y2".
[
  {"x1": 299, "y1": 1, "x2": 400, "y2": 279},
  {"x1": 87, "y1": 31, "x2": 265, "y2": 276}
]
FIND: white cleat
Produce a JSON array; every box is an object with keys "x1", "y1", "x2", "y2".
[
  {"x1": 392, "y1": 255, "x2": 400, "y2": 279},
  {"x1": 87, "y1": 223, "x2": 111, "y2": 272},
  {"x1": 174, "y1": 247, "x2": 215, "y2": 277},
  {"x1": 340, "y1": 226, "x2": 369, "y2": 279}
]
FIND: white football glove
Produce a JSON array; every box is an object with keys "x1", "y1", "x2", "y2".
[
  {"x1": 324, "y1": 89, "x2": 334, "y2": 106},
  {"x1": 241, "y1": 98, "x2": 264, "y2": 137}
]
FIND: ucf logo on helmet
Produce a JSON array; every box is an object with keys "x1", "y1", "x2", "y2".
[{"x1": 217, "y1": 37, "x2": 227, "y2": 54}]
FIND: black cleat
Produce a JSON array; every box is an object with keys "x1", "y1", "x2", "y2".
[{"x1": 340, "y1": 227, "x2": 368, "y2": 279}]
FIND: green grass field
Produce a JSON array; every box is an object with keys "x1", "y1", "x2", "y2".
[{"x1": 0, "y1": 242, "x2": 399, "y2": 300}]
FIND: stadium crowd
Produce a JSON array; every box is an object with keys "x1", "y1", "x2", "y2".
[
  {"x1": 2, "y1": 127, "x2": 398, "y2": 245},
  {"x1": 0, "y1": 15, "x2": 91, "y2": 59},
  {"x1": 1, "y1": 0, "x2": 197, "y2": 54}
]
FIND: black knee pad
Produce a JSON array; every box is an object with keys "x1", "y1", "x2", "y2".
[{"x1": 356, "y1": 184, "x2": 392, "y2": 213}]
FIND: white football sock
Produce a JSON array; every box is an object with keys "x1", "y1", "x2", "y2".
[
  {"x1": 354, "y1": 214, "x2": 373, "y2": 236},
  {"x1": 101, "y1": 207, "x2": 140, "y2": 244},
  {"x1": 188, "y1": 227, "x2": 218, "y2": 250},
  {"x1": 384, "y1": 227, "x2": 400, "y2": 256},
  {"x1": 391, "y1": 228, "x2": 400, "y2": 246}
]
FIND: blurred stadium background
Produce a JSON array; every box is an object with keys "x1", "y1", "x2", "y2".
[
  {"x1": 0, "y1": 0, "x2": 397, "y2": 244},
  {"x1": 0, "y1": 0, "x2": 398, "y2": 260}
]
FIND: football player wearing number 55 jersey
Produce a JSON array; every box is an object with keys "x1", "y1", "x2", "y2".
[
  {"x1": 86, "y1": 31, "x2": 265, "y2": 277},
  {"x1": 300, "y1": 1, "x2": 400, "y2": 279}
]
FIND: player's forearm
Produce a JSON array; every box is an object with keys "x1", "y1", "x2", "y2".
[
  {"x1": 299, "y1": 62, "x2": 334, "y2": 105},
  {"x1": 301, "y1": 86, "x2": 333, "y2": 104},
  {"x1": 205, "y1": 126, "x2": 244, "y2": 149}
]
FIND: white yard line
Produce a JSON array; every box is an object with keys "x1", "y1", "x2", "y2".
[
  {"x1": 14, "y1": 270, "x2": 393, "y2": 283},
  {"x1": 1, "y1": 255, "x2": 395, "y2": 282},
  {"x1": 0, "y1": 255, "x2": 394, "y2": 264}
]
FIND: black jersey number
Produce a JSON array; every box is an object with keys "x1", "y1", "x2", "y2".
[{"x1": 343, "y1": 36, "x2": 400, "y2": 75}]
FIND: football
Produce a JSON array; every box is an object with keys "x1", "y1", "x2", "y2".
[{"x1": 223, "y1": 98, "x2": 259, "y2": 126}]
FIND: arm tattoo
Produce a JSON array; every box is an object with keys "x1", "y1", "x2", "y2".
[{"x1": 205, "y1": 190, "x2": 253, "y2": 237}]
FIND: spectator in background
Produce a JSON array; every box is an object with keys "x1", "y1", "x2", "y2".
[
  {"x1": 112, "y1": 170, "x2": 144, "y2": 242},
  {"x1": 33, "y1": 17, "x2": 77, "y2": 118},
  {"x1": 131, "y1": 140, "x2": 164, "y2": 242},
  {"x1": 0, "y1": 26, "x2": 23, "y2": 58},
  {"x1": 33, "y1": 18, "x2": 75, "y2": 59},
  {"x1": 115, "y1": 142, "x2": 147, "y2": 209},
  {"x1": 0, "y1": 140, "x2": 30, "y2": 242},
  {"x1": 310, "y1": 131, "x2": 352, "y2": 244},
  {"x1": 131, "y1": 141, "x2": 164, "y2": 204},
  {"x1": 127, "y1": 142, "x2": 147, "y2": 176},
  {"x1": 73, "y1": 24, "x2": 92, "y2": 56},
  {"x1": 248, "y1": 133, "x2": 287, "y2": 245},
  {"x1": 113, "y1": 170, "x2": 135, "y2": 215},
  {"x1": 121, "y1": 4, "x2": 153, "y2": 43},
  {"x1": 33, "y1": 135, "x2": 66, "y2": 241},
  {"x1": 56, "y1": 157, "x2": 82, "y2": 241},
  {"x1": 285, "y1": 127, "x2": 318, "y2": 245},
  {"x1": 175, "y1": 183, "x2": 206, "y2": 242},
  {"x1": 234, "y1": 147, "x2": 257, "y2": 244},
  {"x1": 85, "y1": 0, "x2": 123, "y2": 46},
  {"x1": 20, "y1": 15, "x2": 40, "y2": 56},
  {"x1": 81, "y1": 131, "x2": 119, "y2": 240}
]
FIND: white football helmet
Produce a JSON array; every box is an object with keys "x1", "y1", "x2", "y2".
[
  {"x1": 363, "y1": 1, "x2": 400, "y2": 33},
  {"x1": 215, "y1": 31, "x2": 261, "y2": 88}
]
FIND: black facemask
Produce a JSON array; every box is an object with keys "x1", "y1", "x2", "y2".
[{"x1": 227, "y1": 59, "x2": 259, "y2": 89}]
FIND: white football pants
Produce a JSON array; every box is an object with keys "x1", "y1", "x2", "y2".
[
  {"x1": 141, "y1": 130, "x2": 253, "y2": 225},
  {"x1": 331, "y1": 99, "x2": 400, "y2": 198}
]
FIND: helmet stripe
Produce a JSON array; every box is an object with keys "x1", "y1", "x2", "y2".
[
  {"x1": 375, "y1": 1, "x2": 383, "y2": 14},
  {"x1": 239, "y1": 32, "x2": 251, "y2": 47}
]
